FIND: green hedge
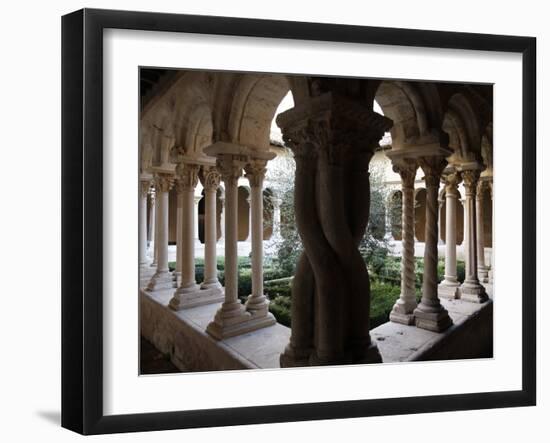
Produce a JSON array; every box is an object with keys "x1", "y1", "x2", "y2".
[{"x1": 167, "y1": 255, "x2": 459, "y2": 329}]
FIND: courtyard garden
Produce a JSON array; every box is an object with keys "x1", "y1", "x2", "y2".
[{"x1": 168, "y1": 255, "x2": 465, "y2": 330}]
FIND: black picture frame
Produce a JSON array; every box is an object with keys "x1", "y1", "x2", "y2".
[{"x1": 61, "y1": 8, "x2": 536, "y2": 435}]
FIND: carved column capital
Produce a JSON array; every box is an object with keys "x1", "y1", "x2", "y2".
[
  {"x1": 153, "y1": 173, "x2": 174, "y2": 193},
  {"x1": 201, "y1": 166, "x2": 221, "y2": 193},
  {"x1": 393, "y1": 161, "x2": 418, "y2": 189},
  {"x1": 216, "y1": 155, "x2": 245, "y2": 187},
  {"x1": 277, "y1": 92, "x2": 393, "y2": 167},
  {"x1": 175, "y1": 163, "x2": 199, "y2": 192},
  {"x1": 244, "y1": 160, "x2": 268, "y2": 188},
  {"x1": 419, "y1": 156, "x2": 448, "y2": 187},
  {"x1": 462, "y1": 169, "x2": 481, "y2": 196},
  {"x1": 270, "y1": 196, "x2": 282, "y2": 209},
  {"x1": 442, "y1": 171, "x2": 462, "y2": 198}
]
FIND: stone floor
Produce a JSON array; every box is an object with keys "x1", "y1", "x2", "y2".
[{"x1": 140, "y1": 336, "x2": 181, "y2": 374}]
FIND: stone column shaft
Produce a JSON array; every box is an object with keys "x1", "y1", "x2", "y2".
[
  {"x1": 139, "y1": 181, "x2": 149, "y2": 265},
  {"x1": 438, "y1": 172, "x2": 461, "y2": 298},
  {"x1": 180, "y1": 186, "x2": 197, "y2": 288},
  {"x1": 175, "y1": 192, "x2": 183, "y2": 277},
  {"x1": 170, "y1": 164, "x2": 224, "y2": 311},
  {"x1": 194, "y1": 195, "x2": 200, "y2": 241},
  {"x1": 271, "y1": 197, "x2": 282, "y2": 237},
  {"x1": 147, "y1": 175, "x2": 174, "y2": 291},
  {"x1": 202, "y1": 168, "x2": 222, "y2": 289},
  {"x1": 169, "y1": 164, "x2": 202, "y2": 309},
  {"x1": 459, "y1": 170, "x2": 488, "y2": 303},
  {"x1": 413, "y1": 157, "x2": 452, "y2": 332},
  {"x1": 204, "y1": 147, "x2": 277, "y2": 340},
  {"x1": 149, "y1": 191, "x2": 158, "y2": 267},
  {"x1": 244, "y1": 161, "x2": 275, "y2": 322},
  {"x1": 389, "y1": 162, "x2": 418, "y2": 325},
  {"x1": 476, "y1": 180, "x2": 489, "y2": 282}
]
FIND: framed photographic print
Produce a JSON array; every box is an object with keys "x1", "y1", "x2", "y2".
[{"x1": 61, "y1": 8, "x2": 536, "y2": 435}]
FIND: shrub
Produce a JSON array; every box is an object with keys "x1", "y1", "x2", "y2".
[
  {"x1": 269, "y1": 295, "x2": 291, "y2": 327},
  {"x1": 369, "y1": 281, "x2": 401, "y2": 329}
]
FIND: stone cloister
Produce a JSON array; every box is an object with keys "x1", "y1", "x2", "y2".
[{"x1": 139, "y1": 69, "x2": 493, "y2": 371}]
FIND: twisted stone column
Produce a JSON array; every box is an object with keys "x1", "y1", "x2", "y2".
[
  {"x1": 147, "y1": 174, "x2": 175, "y2": 291},
  {"x1": 139, "y1": 180, "x2": 150, "y2": 265},
  {"x1": 459, "y1": 169, "x2": 488, "y2": 303},
  {"x1": 438, "y1": 170, "x2": 462, "y2": 299},
  {"x1": 244, "y1": 159, "x2": 276, "y2": 326},
  {"x1": 277, "y1": 92, "x2": 391, "y2": 366},
  {"x1": 476, "y1": 179, "x2": 489, "y2": 282},
  {"x1": 389, "y1": 161, "x2": 418, "y2": 325},
  {"x1": 413, "y1": 157, "x2": 452, "y2": 332}
]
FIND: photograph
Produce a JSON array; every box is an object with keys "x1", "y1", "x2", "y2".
[{"x1": 138, "y1": 69, "x2": 495, "y2": 373}]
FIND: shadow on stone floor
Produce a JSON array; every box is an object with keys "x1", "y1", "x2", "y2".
[{"x1": 140, "y1": 336, "x2": 182, "y2": 374}]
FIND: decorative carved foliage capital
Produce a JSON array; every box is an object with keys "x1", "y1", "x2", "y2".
[
  {"x1": 216, "y1": 156, "x2": 243, "y2": 187},
  {"x1": 418, "y1": 156, "x2": 448, "y2": 188},
  {"x1": 244, "y1": 161, "x2": 268, "y2": 188},
  {"x1": 154, "y1": 174, "x2": 174, "y2": 193},
  {"x1": 279, "y1": 119, "x2": 319, "y2": 162},
  {"x1": 200, "y1": 166, "x2": 221, "y2": 192},
  {"x1": 462, "y1": 169, "x2": 480, "y2": 195},
  {"x1": 442, "y1": 172, "x2": 462, "y2": 197},
  {"x1": 175, "y1": 163, "x2": 199, "y2": 192},
  {"x1": 393, "y1": 161, "x2": 418, "y2": 189}
]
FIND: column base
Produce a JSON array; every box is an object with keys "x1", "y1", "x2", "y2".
[
  {"x1": 200, "y1": 279, "x2": 222, "y2": 290},
  {"x1": 206, "y1": 302, "x2": 276, "y2": 340},
  {"x1": 172, "y1": 271, "x2": 181, "y2": 287},
  {"x1": 414, "y1": 303, "x2": 453, "y2": 332},
  {"x1": 438, "y1": 281, "x2": 460, "y2": 299},
  {"x1": 245, "y1": 294, "x2": 270, "y2": 316},
  {"x1": 352, "y1": 341, "x2": 383, "y2": 364},
  {"x1": 280, "y1": 344, "x2": 313, "y2": 368},
  {"x1": 389, "y1": 298, "x2": 417, "y2": 325},
  {"x1": 307, "y1": 341, "x2": 382, "y2": 366},
  {"x1": 169, "y1": 285, "x2": 225, "y2": 310},
  {"x1": 146, "y1": 271, "x2": 175, "y2": 291},
  {"x1": 459, "y1": 282, "x2": 489, "y2": 303}
]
